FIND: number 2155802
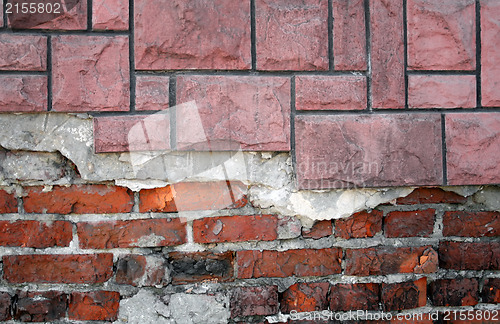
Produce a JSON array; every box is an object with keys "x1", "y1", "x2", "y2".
[{"x1": 6, "y1": 2, "x2": 61, "y2": 14}]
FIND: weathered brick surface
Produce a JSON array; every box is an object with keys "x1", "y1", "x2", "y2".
[
  {"x1": 430, "y1": 278, "x2": 479, "y2": 306},
  {"x1": 407, "y1": 0, "x2": 476, "y2": 70},
  {"x1": 92, "y1": 0, "x2": 129, "y2": 30},
  {"x1": 0, "y1": 220, "x2": 72, "y2": 248},
  {"x1": 295, "y1": 76, "x2": 367, "y2": 111},
  {"x1": 408, "y1": 75, "x2": 476, "y2": 108},
  {"x1": 69, "y1": 291, "x2": 119, "y2": 321},
  {"x1": 176, "y1": 76, "x2": 290, "y2": 151},
  {"x1": 280, "y1": 282, "x2": 329, "y2": 313},
  {"x1": 482, "y1": 0, "x2": 500, "y2": 106},
  {"x1": 237, "y1": 248, "x2": 342, "y2": 278},
  {"x1": 443, "y1": 211, "x2": 500, "y2": 237},
  {"x1": 3, "y1": 254, "x2": 113, "y2": 283},
  {"x1": 23, "y1": 185, "x2": 134, "y2": 214},
  {"x1": 295, "y1": 114, "x2": 442, "y2": 189},
  {"x1": 14, "y1": 291, "x2": 67, "y2": 322},
  {"x1": 381, "y1": 278, "x2": 427, "y2": 311},
  {"x1": 439, "y1": 241, "x2": 500, "y2": 270},
  {"x1": 231, "y1": 286, "x2": 278, "y2": 318},
  {"x1": 0, "y1": 75, "x2": 47, "y2": 112},
  {"x1": 482, "y1": 278, "x2": 500, "y2": 303},
  {"x1": 116, "y1": 254, "x2": 168, "y2": 287},
  {"x1": 329, "y1": 283, "x2": 380, "y2": 311},
  {"x1": 335, "y1": 210, "x2": 383, "y2": 239},
  {"x1": 302, "y1": 220, "x2": 332, "y2": 239},
  {"x1": 77, "y1": 218, "x2": 187, "y2": 249},
  {"x1": 135, "y1": 75, "x2": 170, "y2": 111},
  {"x1": 134, "y1": 0, "x2": 251, "y2": 70},
  {"x1": 52, "y1": 35, "x2": 130, "y2": 112},
  {"x1": 396, "y1": 187, "x2": 467, "y2": 205},
  {"x1": 0, "y1": 35, "x2": 47, "y2": 71},
  {"x1": 255, "y1": 0, "x2": 328, "y2": 71},
  {"x1": 169, "y1": 251, "x2": 234, "y2": 284},
  {"x1": 0, "y1": 189, "x2": 17, "y2": 213},
  {"x1": 0, "y1": 292, "x2": 11, "y2": 321},
  {"x1": 385, "y1": 209, "x2": 435, "y2": 238}
]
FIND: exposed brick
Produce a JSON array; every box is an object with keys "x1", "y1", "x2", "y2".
[
  {"x1": 169, "y1": 251, "x2": 234, "y2": 285},
  {"x1": 134, "y1": 0, "x2": 251, "y2": 70},
  {"x1": 92, "y1": 0, "x2": 128, "y2": 30},
  {"x1": 135, "y1": 75, "x2": 170, "y2": 111},
  {"x1": 0, "y1": 75, "x2": 47, "y2": 112},
  {"x1": 430, "y1": 278, "x2": 479, "y2": 306},
  {"x1": 237, "y1": 248, "x2": 342, "y2": 279},
  {"x1": 280, "y1": 282, "x2": 329, "y2": 313},
  {"x1": 23, "y1": 185, "x2": 134, "y2": 214},
  {"x1": 77, "y1": 218, "x2": 187, "y2": 249},
  {"x1": 396, "y1": 187, "x2": 467, "y2": 205},
  {"x1": 69, "y1": 291, "x2": 119, "y2": 321},
  {"x1": 3, "y1": 254, "x2": 113, "y2": 284},
  {"x1": 482, "y1": 278, "x2": 500, "y2": 303},
  {"x1": 176, "y1": 76, "x2": 290, "y2": 151},
  {"x1": 439, "y1": 241, "x2": 500, "y2": 270},
  {"x1": 482, "y1": 0, "x2": 500, "y2": 106},
  {"x1": 231, "y1": 286, "x2": 278, "y2": 318},
  {"x1": 256, "y1": 0, "x2": 328, "y2": 71},
  {"x1": 408, "y1": 75, "x2": 476, "y2": 108},
  {"x1": 381, "y1": 278, "x2": 427, "y2": 311},
  {"x1": 295, "y1": 76, "x2": 367, "y2": 111},
  {"x1": 385, "y1": 209, "x2": 435, "y2": 238},
  {"x1": 295, "y1": 114, "x2": 442, "y2": 189},
  {"x1": 0, "y1": 292, "x2": 11, "y2": 321},
  {"x1": 332, "y1": 0, "x2": 367, "y2": 70},
  {"x1": 335, "y1": 210, "x2": 383, "y2": 239},
  {"x1": 345, "y1": 246, "x2": 438, "y2": 276},
  {"x1": 0, "y1": 220, "x2": 72, "y2": 248},
  {"x1": 0, "y1": 35, "x2": 47, "y2": 71},
  {"x1": 52, "y1": 35, "x2": 129, "y2": 112},
  {"x1": 0, "y1": 189, "x2": 17, "y2": 213},
  {"x1": 302, "y1": 220, "x2": 333, "y2": 239},
  {"x1": 116, "y1": 254, "x2": 168, "y2": 287},
  {"x1": 329, "y1": 283, "x2": 380, "y2": 311},
  {"x1": 14, "y1": 291, "x2": 67, "y2": 322},
  {"x1": 193, "y1": 215, "x2": 277, "y2": 244},
  {"x1": 443, "y1": 211, "x2": 500, "y2": 237},
  {"x1": 446, "y1": 113, "x2": 500, "y2": 185},
  {"x1": 139, "y1": 181, "x2": 247, "y2": 212},
  {"x1": 370, "y1": 0, "x2": 405, "y2": 108},
  {"x1": 94, "y1": 114, "x2": 170, "y2": 153}
]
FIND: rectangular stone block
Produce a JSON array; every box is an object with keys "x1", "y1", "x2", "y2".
[
  {"x1": 481, "y1": 0, "x2": 500, "y2": 106},
  {"x1": 0, "y1": 75, "x2": 47, "y2": 112},
  {"x1": 135, "y1": 75, "x2": 170, "y2": 111},
  {"x1": 92, "y1": 0, "x2": 129, "y2": 30},
  {"x1": 408, "y1": 75, "x2": 476, "y2": 108},
  {"x1": 0, "y1": 35, "x2": 47, "y2": 71},
  {"x1": 169, "y1": 251, "x2": 234, "y2": 285}
]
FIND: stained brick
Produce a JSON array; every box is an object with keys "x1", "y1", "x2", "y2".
[
  {"x1": 482, "y1": 0, "x2": 500, "y2": 106},
  {"x1": 396, "y1": 187, "x2": 467, "y2": 205},
  {"x1": 385, "y1": 209, "x2": 435, "y2": 238},
  {"x1": 0, "y1": 75, "x2": 47, "y2": 112},
  {"x1": 443, "y1": 211, "x2": 500, "y2": 237},
  {"x1": 482, "y1": 278, "x2": 500, "y2": 303},
  {"x1": 329, "y1": 283, "x2": 380, "y2": 311},
  {"x1": 0, "y1": 189, "x2": 17, "y2": 213},
  {"x1": 169, "y1": 251, "x2": 234, "y2": 285},
  {"x1": 335, "y1": 210, "x2": 383, "y2": 239},
  {"x1": 116, "y1": 254, "x2": 168, "y2": 287},
  {"x1": 231, "y1": 286, "x2": 278, "y2": 318},
  {"x1": 381, "y1": 278, "x2": 427, "y2": 311},
  {"x1": 430, "y1": 278, "x2": 479, "y2": 306},
  {"x1": 14, "y1": 291, "x2": 67, "y2": 322},
  {"x1": 0, "y1": 292, "x2": 11, "y2": 321},
  {"x1": 135, "y1": 75, "x2": 170, "y2": 111},
  {"x1": 280, "y1": 282, "x2": 329, "y2": 313},
  {"x1": 93, "y1": 0, "x2": 129, "y2": 30},
  {"x1": 408, "y1": 75, "x2": 476, "y2": 108},
  {"x1": 0, "y1": 220, "x2": 72, "y2": 248},
  {"x1": 69, "y1": 291, "x2": 120, "y2": 321},
  {"x1": 302, "y1": 220, "x2": 333, "y2": 239},
  {"x1": 439, "y1": 241, "x2": 500, "y2": 270},
  {"x1": 0, "y1": 35, "x2": 47, "y2": 71}
]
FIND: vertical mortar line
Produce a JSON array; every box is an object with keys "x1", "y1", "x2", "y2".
[
  {"x1": 128, "y1": 0, "x2": 136, "y2": 112},
  {"x1": 364, "y1": 0, "x2": 372, "y2": 112},
  {"x1": 441, "y1": 113, "x2": 448, "y2": 185},
  {"x1": 403, "y1": 0, "x2": 409, "y2": 110},
  {"x1": 250, "y1": 0, "x2": 257, "y2": 71},
  {"x1": 3, "y1": 0, "x2": 7, "y2": 28},
  {"x1": 328, "y1": 0, "x2": 334, "y2": 71},
  {"x1": 169, "y1": 76, "x2": 177, "y2": 150},
  {"x1": 290, "y1": 76, "x2": 297, "y2": 181},
  {"x1": 476, "y1": 0, "x2": 481, "y2": 108},
  {"x1": 133, "y1": 191, "x2": 140, "y2": 213},
  {"x1": 87, "y1": 0, "x2": 92, "y2": 31},
  {"x1": 47, "y1": 35, "x2": 52, "y2": 111}
]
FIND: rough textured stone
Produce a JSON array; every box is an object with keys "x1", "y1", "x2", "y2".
[
  {"x1": 409, "y1": 75, "x2": 476, "y2": 108},
  {"x1": 443, "y1": 211, "x2": 500, "y2": 237},
  {"x1": 231, "y1": 286, "x2": 278, "y2": 317},
  {"x1": 69, "y1": 291, "x2": 119, "y2": 321},
  {"x1": 0, "y1": 220, "x2": 72, "y2": 247},
  {"x1": 430, "y1": 278, "x2": 479, "y2": 306},
  {"x1": 280, "y1": 282, "x2": 329, "y2": 313},
  {"x1": 117, "y1": 290, "x2": 170, "y2": 324},
  {"x1": 0, "y1": 75, "x2": 47, "y2": 112},
  {"x1": 0, "y1": 34, "x2": 47, "y2": 71},
  {"x1": 482, "y1": 0, "x2": 500, "y2": 106},
  {"x1": 370, "y1": 0, "x2": 405, "y2": 108},
  {"x1": 176, "y1": 76, "x2": 290, "y2": 151},
  {"x1": 335, "y1": 210, "x2": 383, "y2": 239},
  {"x1": 302, "y1": 220, "x2": 332, "y2": 239},
  {"x1": 332, "y1": 0, "x2": 366, "y2": 70},
  {"x1": 482, "y1": 278, "x2": 500, "y2": 304},
  {"x1": 1, "y1": 151, "x2": 69, "y2": 182},
  {"x1": 135, "y1": 75, "x2": 170, "y2": 111},
  {"x1": 52, "y1": 35, "x2": 130, "y2": 112},
  {"x1": 116, "y1": 254, "x2": 169, "y2": 287},
  {"x1": 446, "y1": 113, "x2": 500, "y2": 185},
  {"x1": 0, "y1": 189, "x2": 17, "y2": 213},
  {"x1": 134, "y1": 0, "x2": 251, "y2": 70},
  {"x1": 407, "y1": 0, "x2": 476, "y2": 70},
  {"x1": 295, "y1": 75, "x2": 367, "y2": 110},
  {"x1": 0, "y1": 292, "x2": 11, "y2": 321},
  {"x1": 396, "y1": 187, "x2": 467, "y2": 204},
  {"x1": 329, "y1": 283, "x2": 380, "y2": 311},
  {"x1": 94, "y1": 114, "x2": 170, "y2": 153},
  {"x1": 14, "y1": 291, "x2": 67, "y2": 322},
  {"x1": 439, "y1": 241, "x2": 500, "y2": 270},
  {"x1": 169, "y1": 251, "x2": 234, "y2": 284},
  {"x1": 381, "y1": 278, "x2": 427, "y2": 311},
  {"x1": 295, "y1": 114, "x2": 443, "y2": 189},
  {"x1": 385, "y1": 209, "x2": 435, "y2": 238},
  {"x1": 93, "y1": 0, "x2": 129, "y2": 30},
  {"x1": 167, "y1": 293, "x2": 230, "y2": 324},
  {"x1": 256, "y1": 0, "x2": 328, "y2": 71}
]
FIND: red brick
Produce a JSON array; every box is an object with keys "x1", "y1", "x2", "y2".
[
  {"x1": 23, "y1": 185, "x2": 134, "y2": 214},
  {"x1": 439, "y1": 241, "x2": 500, "y2": 270},
  {"x1": 408, "y1": 75, "x2": 476, "y2": 108},
  {"x1": 139, "y1": 181, "x2": 247, "y2": 212},
  {"x1": 407, "y1": 0, "x2": 476, "y2": 70},
  {"x1": 280, "y1": 282, "x2": 329, "y2": 313},
  {"x1": 430, "y1": 278, "x2": 479, "y2": 306},
  {"x1": 329, "y1": 283, "x2": 380, "y2": 311},
  {"x1": 256, "y1": 0, "x2": 328, "y2": 71},
  {"x1": 396, "y1": 187, "x2": 467, "y2": 205},
  {"x1": 14, "y1": 291, "x2": 67, "y2": 322},
  {"x1": 0, "y1": 189, "x2": 17, "y2": 213},
  {"x1": 92, "y1": 0, "x2": 128, "y2": 30},
  {"x1": 302, "y1": 220, "x2": 333, "y2": 239},
  {"x1": 116, "y1": 254, "x2": 168, "y2": 287},
  {"x1": 237, "y1": 248, "x2": 342, "y2": 279},
  {"x1": 176, "y1": 76, "x2": 290, "y2": 151},
  {"x1": 446, "y1": 113, "x2": 500, "y2": 185},
  {"x1": 7, "y1": 0, "x2": 87, "y2": 30},
  {"x1": 385, "y1": 209, "x2": 435, "y2": 238},
  {"x1": 0, "y1": 220, "x2": 72, "y2": 248},
  {"x1": 69, "y1": 291, "x2": 119, "y2": 321},
  {"x1": 482, "y1": 278, "x2": 500, "y2": 303},
  {"x1": 94, "y1": 114, "x2": 170, "y2": 153},
  {"x1": 482, "y1": 0, "x2": 500, "y2": 106},
  {"x1": 295, "y1": 76, "x2": 367, "y2": 111},
  {"x1": 193, "y1": 215, "x2": 277, "y2": 243},
  {"x1": 78, "y1": 218, "x2": 187, "y2": 249},
  {"x1": 381, "y1": 278, "x2": 427, "y2": 311},
  {"x1": 295, "y1": 114, "x2": 443, "y2": 189},
  {"x1": 135, "y1": 75, "x2": 170, "y2": 111},
  {"x1": 370, "y1": 0, "x2": 405, "y2": 108},
  {"x1": 335, "y1": 210, "x2": 383, "y2": 239},
  {"x1": 3, "y1": 254, "x2": 113, "y2": 284},
  {"x1": 169, "y1": 251, "x2": 234, "y2": 285},
  {"x1": 0, "y1": 75, "x2": 47, "y2": 112},
  {"x1": 0, "y1": 35, "x2": 47, "y2": 71},
  {"x1": 52, "y1": 35, "x2": 129, "y2": 112},
  {"x1": 134, "y1": 0, "x2": 250, "y2": 70},
  {"x1": 332, "y1": 0, "x2": 367, "y2": 70},
  {"x1": 0, "y1": 292, "x2": 11, "y2": 321},
  {"x1": 345, "y1": 246, "x2": 438, "y2": 276},
  {"x1": 231, "y1": 286, "x2": 278, "y2": 318},
  {"x1": 443, "y1": 211, "x2": 500, "y2": 237}
]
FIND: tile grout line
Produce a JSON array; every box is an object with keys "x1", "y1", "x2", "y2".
[
  {"x1": 476, "y1": 0, "x2": 482, "y2": 108},
  {"x1": 250, "y1": 0, "x2": 256, "y2": 71},
  {"x1": 128, "y1": 0, "x2": 136, "y2": 112},
  {"x1": 290, "y1": 75, "x2": 297, "y2": 186},
  {"x1": 169, "y1": 76, "x2": 177, "y2": 151},
  {"x1": 47, "y1": 35, "x2": 52, "y2": 111},
  {"x1": 364, "y1": 0, "x2": 372, "y2": 112},
  {"x1": 441, "y1": 114, "x2": 448, "y2": 185},
  {"x1": 87, "y1": 0, "x2": 92, "y2": 31},
  {"x1": 328, "y1": 0, "x2": 334, "y2": 71},
  {"x1": 403, "y1": 0, "x2": 409, "y2": 110}
]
